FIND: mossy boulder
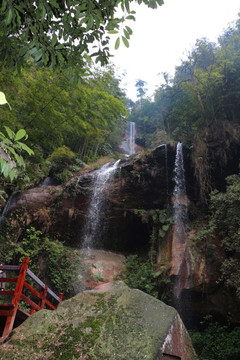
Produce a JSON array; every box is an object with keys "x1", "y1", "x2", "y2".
[{"x1": 0, "y1": 282, "x2": 198, "y2": 360}]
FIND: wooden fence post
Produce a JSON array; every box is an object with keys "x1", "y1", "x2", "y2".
[
  {"x1": 40, "y1": 285, "x2": 48, "y2": 309},
  {"x1": 2, "y1": 258, "x2": 29, "y2": 339},
  {"x1": 58, "y1": 293, "x2": 63, "y2": 304}
]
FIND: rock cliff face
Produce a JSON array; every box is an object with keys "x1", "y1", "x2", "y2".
[
  {"x1": 0, "y1": 282, "x2": 198, "y2": 360},
  {"x1": 8, "y1": 145, "x2": 178, "y2": 249},
  {"x1": 3, "y1": 143, "x2": 239, "y2": 325}
]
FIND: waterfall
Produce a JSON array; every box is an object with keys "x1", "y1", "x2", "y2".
[
  {"x1": 172, "y1": 142, "x2": 192, "y2": 327},
  {"x1": 81, "y1": 160, "x2": 120, "y2": 252},
  {"x1": 0, "y1": 192, "x2": 19, "y2": 227},
  {"x1": 120, "y1": 121, "x2": 136, "y2": 155},
  {"x1": 173, "y1": 142, "x2": 188, "y2": 238},
  {"x1": 128, "y1": 121, "x2": 136, "y2": 155},
  {"x1": 40, "y1": 177, "x2": 55, "y2": 187}
]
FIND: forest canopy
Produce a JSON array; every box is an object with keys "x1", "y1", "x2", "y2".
[
  {"x1": 0, "y1": 63, "x2": 128, "y2": 186},
  {"x1": 0, "y1": 0, "x2": 163, "y2": 80},
  {"x1": 129, "y1": 15, "x2": 240, "y2": 145}
]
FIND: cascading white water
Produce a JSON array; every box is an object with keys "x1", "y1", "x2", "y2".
[
  {"x1": 81, "y1": 160, "x2": 120, "y2": 252},
  {"x1": 128, "y1": 121, "x2": 136, "y2": 155},
  {"x1": 119, "y1": 121, "x2": 136, "y2": 155},
  {"x1": 173, "y1": 142, "x2": 188, "y2": 238},
  {"x1": 172, "y1": 142, "x2": 192, "y2": 327},
  {"x1": 0, "y1": 192, "x2": 19, "y2": 227},
  {"x1": 40, "y1": 177, "x2": 55, "y2": 187}
]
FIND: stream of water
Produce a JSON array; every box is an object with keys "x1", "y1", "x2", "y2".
[
  {"x1": 128, "y1": 121, "x2": 136, "y2": 155},
  {"x1": 173, "y1": 142, "x2": 188, "y2": 238},
  {"x1": 0, "y1": 192, "x2": 19, "y2": 227},
  {"x1": 120, "y1": 121, "x2": 136, "y2": 155},
  {"x1": 172, "y1": 142, "x2": 192, "y2": 327},
  {"x1": 81, "y1": 160, "x2": 120, "y2": 252}
]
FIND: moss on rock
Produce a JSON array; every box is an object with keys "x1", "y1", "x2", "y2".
[{"x1": 0, "y1": 282, "x2": 197, "y2": 360}]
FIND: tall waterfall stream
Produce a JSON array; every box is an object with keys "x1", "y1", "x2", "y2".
[
  {"x1": 172, "y1": 142, "x2": 192, "y2": 327},
  {"x1": 120, "y1": 121, "x2": 136, "y2": 156},
  {"x1": 81, "y1": 160, "x2": 120, "y2": 254},
  {"x1": 128, "y1": 121, "x2": 136, "y2": 155}
]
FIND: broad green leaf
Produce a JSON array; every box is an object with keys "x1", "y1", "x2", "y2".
[
  {"x1": 19, "y1": 45, "x2": 28, "y2": 57},
  {"x1": 4, "y1": 126, "x2": 15, "y2": 140},
  {"x1": 14, "y1": 154, "x2": 25, "y2": 167},
  {"x1": 1, "y1": 0, "x2": 7, "y2": 12},
  {"x1": 122, "y1": 36, "x2": 129, "y2": 48},
  {"x1": 0, "y1": 92, "x2": 8, "y2": 105},
  {"x1": 125, "y1": 26, "x2": 133, "y2": 35},
  {"x1": 108, "y1": 30, "x2": 118, "y2": 34},
  {"x1": 86, "y1": 16, "x2": 94, "y2": 31},
  {"x1": 162, "y1": 224, "x2": 170, "y2": 232},
  {"x1": 57, "y1": 51, "x2": 65, "y2": 63},
  {"x1": 4, "y1": 145, "x2": 17, "y2": 157},
  {"x1": 15, "y1": 129, "x2": 26, "y2": 141},
  {"x1": 124, "y1": 0, "x2": 130, "y2": 12},
  {"x1": 3, "y1": 161, "x2": 9, "y2": 177},
  {"x1": 124, "y1": 29, "x2": 130, "y2": 39},
  {"x1": 34, "y1": 49, "x2": 43, "y2": 62},
  {"x1": 52, "y1": 33, "x2": 57, "y2": 46},
  {"x1": 41, "y1": 5, "x2": 46, "y2": 20},
  {"x1": 28, "y1": 47, "x2": 38, "y2": 56},
  {"x1": 126, "y1": 15, "x2": 135, "y2": 20},
  {"x1": 9, "y1": 168, "x2": 17, "y2": 182},
  {"x1": 5, "y1": 8, "x2": 13, "y2": 25},
  {"x1": 115, "y1": 37, "x2": 120, "y2": 50},
  {"x1": 0, "y1": 158, "x2": 5, "y2": 169},
  {"x1": 49, "y1": 0, "x2": 59, "y2": 8},
  {"x1": 16, "y1": 10, "x2": 21, "y2": 26},
  {"x1": 0, "y1": 92, "x2": 11, "y2": 110},
  {"x1": 1, "y1": 137, "x2": 11, "y2": 145},
  {"x1": 16, "y1": 141, "x2": 34, "y2": 155},
  {"x1": 56, "y1": 44, "x2": 64, "y2": 50}
]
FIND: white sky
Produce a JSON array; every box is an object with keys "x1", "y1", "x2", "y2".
[{"x1": 109, "y1": 0, "x2": 240, "y2": 100}]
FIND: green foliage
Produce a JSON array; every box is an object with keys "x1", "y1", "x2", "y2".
[
  {"x1": 0, "y1": 0, "x2": 163, "y2": 78},
  {"x1": 0, "y1": 226, "x2": 84, "y2": 295},
  {"x1": 135, "y1": 79, "x2": 148, "y2": 99},
  {"x1": 0, "y1": 64, "x2": 127, "y2": 189},
  {"x1": 127, "y1": 15, "x2": 240, "y2": 149},
  {"x1": 132, "y1": 208, "x2": 173, "y2": 260},
  {"x1": 190, "y1": 223, "x2": 215, "y2": 250},
  {"x1": 0, "y1": 65, "x2": 127, "y2": 155},
  {"x1": 121, "y1": 255, "x2": 159, "y2": 297},
  {"x1": 0, "y1": 126, "x2": 34, "y2": 181},
  {"x1": 119, "y1": 255, "x2": 172, "y2": 302},
  {"x1": 48, "y1": 145, "x2": 75, "y2": 164},
  {"x1": 128, "y1": 97, "x2": 167, "y2": 148},
  {"x1": 48, "y1": 146, "x2": 85, "y2": 184},
  {"x1": 0, "y1": 91, "x2": 11, "y2": 108},
  {"x1": 190, "y1": 316, "x2": 240, "y2": 360},
  {"x1": 0, "y1": 91, "x2": 34, "y2": 181},
  {"x1": 209, "y1": 174, "x2": 240, "y2": 300}
]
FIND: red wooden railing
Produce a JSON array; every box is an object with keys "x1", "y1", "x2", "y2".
[{"x1": 0, "y1": 258, "x2": 63, "y2": 342}]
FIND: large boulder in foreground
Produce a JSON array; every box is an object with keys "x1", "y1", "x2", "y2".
[{"x1": 0, "y1": 282, "x2": 198, "y2": 360}]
